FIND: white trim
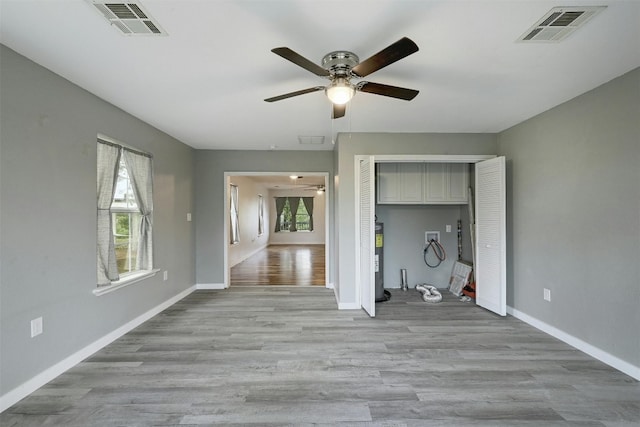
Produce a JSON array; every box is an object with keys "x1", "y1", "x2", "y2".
[
  {"x1": 196, "y1": 283, "x2": 227, "y2": 290},
  {"x1": 507, "y1": 306, "x2": 640, "y2": 381},
  {"x1": 337, "y1": 302, "x2": 360, "y2": 310},
  {"x1": 223, "y1": 171, "x2": 331, "y2": 290},
  {"x1": 374, "y1": 154, "x2": 495, "y2": 163},
  {"x1": 331, "y1": 276, "x2": 359, "y2": 310},
  {"x1": 229, "y1": 244, "x2": 268, "y2": 268},
  {"x1": 0, "y1": 285, "x2": 196, "y2": 413},
  {"x1": 93, "y1": 268, "x2": 160, "y2": 296},
  {"x1": 354, "y1": 156, "x2": 365, "y2": 311},
  {"x1": 352, "y1": 154, "x2": 496, "y2": 312},
  {"x1": 325, "y1": 282, "x2": 334, "y2": 290}
]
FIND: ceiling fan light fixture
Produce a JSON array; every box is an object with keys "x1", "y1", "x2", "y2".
[{"x1": 326, "y1": 77, "x2": 355, "y2": 105}]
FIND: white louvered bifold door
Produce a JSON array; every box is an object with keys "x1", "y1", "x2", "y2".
[
  {"x1": 358, "y1": 157, "x2": 375, "y2": 317},
  {"x1": 475, "y1": 156, "x2": 507, "y2": 316}
]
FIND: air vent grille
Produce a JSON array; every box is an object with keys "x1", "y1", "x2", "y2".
[
  {"x1": 518, "y1": 6, "x2": 605, "y2": 42},
  {"x1": 88, "y1": 1, "x2": 166, "y2": 36},
  {"x1": 298, "y1": 136, "x2": 325, "y2": 145}
]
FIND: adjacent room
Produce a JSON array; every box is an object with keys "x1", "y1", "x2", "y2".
[
  {"x1": 1, "y1": 0, "x2": 638, "y2": 424},
  {"x1": 227, "y1": 174, "x2": 328, "y2": 287}
]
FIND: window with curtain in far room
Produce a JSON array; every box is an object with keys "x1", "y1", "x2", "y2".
[
  {"x1": 274, "y1": 197, "x2": 313, "y2": 232},
  {"x1": 230, "y1": 184, "x2": 240, "y2": 244},
  {"x1": 258, "y1": 195, "x2": 264, "y2": 236}
]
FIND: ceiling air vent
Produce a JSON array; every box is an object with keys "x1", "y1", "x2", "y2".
[
  {"x1": 298, "y1": 136, "x2": 325, "y2": 145},
  {"x1": 88, "y1": 1, "x2": 167, "y2": 35},
  {"x1": 518, "y1": 6, "x2": 606, "y2": 42}
]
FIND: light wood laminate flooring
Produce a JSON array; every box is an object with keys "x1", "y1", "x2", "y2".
[
  {"x1": 231, "y1": 244, "x2": 325, "y2": 286},
  {"x1": 2, "y1": 288, "x2": 639, "y2": 426}
]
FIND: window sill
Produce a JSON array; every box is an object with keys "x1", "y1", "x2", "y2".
[{"x1": 93, "y1": 269, "x2": 160, "y2": 296}]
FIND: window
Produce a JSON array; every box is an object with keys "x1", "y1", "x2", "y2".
[
  {"x1": 274, "y1": 197, "x2": 314, "y2": 232},
  {"x1": 112, "y1": 158, "x2": 142, "y2": 274},
  {"x1": 230, "y1": 184, "x2": 239, "y2": 244},
  {"x1": 258, "y1": 195, "x2": 264, "y2": 236},
  {"x1": 97, "y1": 139, "x2": 154, "y2": 288}
]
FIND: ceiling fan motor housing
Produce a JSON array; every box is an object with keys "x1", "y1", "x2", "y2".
[{"x1": 322, "y1": 51, "x2": 359, "y2": 76}]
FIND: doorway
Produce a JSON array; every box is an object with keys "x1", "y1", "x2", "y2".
[
  {"x1": 223, "y1": 172, "x2": 330, "y2": 289},
  {"x1": 355, "y1": 155, "x2": 505, "y2": 317}
]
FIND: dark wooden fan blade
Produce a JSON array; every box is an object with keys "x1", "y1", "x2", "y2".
[
  {"x1": 264, "y1": 86, "x2": 325, "y2": 102},
  {"x1": 332, "y1": 103, "x2": 346, "y2": 119},
  {"x1": 271, "y1": 47, "x2": 330, "y2": 77},
  {"x1": 351, "y1": 37, "x2": 419, "y2": 78},
  {"x1": 357, "y1": 82, "x2": 419, "y2": 100}
]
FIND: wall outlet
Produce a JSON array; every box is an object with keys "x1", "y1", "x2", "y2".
[
  {"x1": 187, "y1": 213, "x2": 192, "y2": 222},
  {"x1": 446, "y1": 224, "x2": 451, "y2": 233},
  {"x1": 425, "y1": 231, "x2": 440, "y2": 244},
  {"x1": 543, "y1": 288, "x2": 551, "y2": 302},
  {"x1": 31, "y1": 317, "x2": 43, "y2": 338},
  {"x1": 163, "y1": 270, "x2": 168, "y2": 281}
]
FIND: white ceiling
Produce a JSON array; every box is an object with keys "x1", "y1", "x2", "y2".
[{"x1": 1, "y1": 0, "x2": 638, "y2": 151}]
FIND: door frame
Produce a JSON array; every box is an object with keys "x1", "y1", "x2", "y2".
[
  {"x1": 223, "y1": 171, "x2": 331, "y2": 289},
  {"x1": 354, "y1": 154, "x2": 495, "y2": 312}
]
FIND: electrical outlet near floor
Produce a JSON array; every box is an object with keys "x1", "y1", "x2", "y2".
[
  {"x1": 163, "y1": 270, "x2": 168, "y2": 281},
  {"x1": 544, "y1": 288, "x2": 551, "y2": 302}
]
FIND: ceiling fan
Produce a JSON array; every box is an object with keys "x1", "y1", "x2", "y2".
[
  {"x1": 264, "y1": 37, "x2": 419, "y2": 119},
  {"x1": 301, "y1": 184, "x2": 325, "y2": 194}
]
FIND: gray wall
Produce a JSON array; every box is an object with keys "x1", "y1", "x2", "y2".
[
  {"x1": 0, "y1": 45, "x2": 196, "y2": 395},
  {"x1": 497, "y1": 67, "x2": 640, "y2": 368},
  {"x1": 194, "y1": 150, "x2": 334, "y2": 286},
  {"x1": 334, "y1": 133, "x2": 498, "y2": 304},
  {"x1": 375, "y1": 204, "x2": 465, "y2": 290}
]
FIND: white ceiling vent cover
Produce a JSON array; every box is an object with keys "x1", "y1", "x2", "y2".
[
  {"x1": 298, "y1": 136, "x2": 325, "y2": 145},
  {"x1": 518, "y1": 6, "x2": 606, "y2": 42},
  {"x1": 88, "y1": 1, "x2": 167, "y2": 36}
]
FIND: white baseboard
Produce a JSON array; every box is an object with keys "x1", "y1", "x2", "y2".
[
  {"x1": 0, "y1": 285, "x2": 196, "y2": 413},
  {"x1": 338, "y1": 302, "x2": 360, "y2": 310},
  {"x1": 229, "y1": 244, "x2": 268, "y2": 268},
  {"x1": 507, "y1": 306, "x2": 640, "y2": 381},
  {"x1": 196, "y1": 283, "x2": 227, "y2": 290},
  {"x1": 331, "y1": 283, "x2": 360, "y2": 309}
]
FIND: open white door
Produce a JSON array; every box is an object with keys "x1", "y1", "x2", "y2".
[
  {"x1": 358, "y1": 156, "x2": 375, "y2": 317},
  {"x1": 475, "y1": 156, "x2": 507, "y2": 316}
]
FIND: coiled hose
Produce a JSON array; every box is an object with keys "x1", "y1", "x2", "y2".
[
  {"x1": 423, "y1": 239, "x2": 446, "y2": 268},
  {"x1": 416, "y1": 283, "x2": 442, "y2": 303}
]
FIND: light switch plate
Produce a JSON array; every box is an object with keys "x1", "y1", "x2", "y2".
[{"x1": 31, "y1": 317, "x2": 43, "y2": 337}]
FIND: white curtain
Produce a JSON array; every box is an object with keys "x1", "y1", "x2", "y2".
[
  {"x1": 96, "y1": 142, "x2": 121, "y2": 286},
  {"x1": 258, "y1": 195, "x2": 264, "y2": 235},
  {"x1": 122, "y1": 149, "x2": 154, "y2": 271},
  {"x1": 230, "y1": 184, "x2": 239, "y2": 243}
]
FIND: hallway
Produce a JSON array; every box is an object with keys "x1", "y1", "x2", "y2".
[{"x1": 230, "y1": 244, "x2": 325, "y2": 286}]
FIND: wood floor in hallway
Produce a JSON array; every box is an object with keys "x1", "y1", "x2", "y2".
[
  {"x1": 2, "y1": 287, "x2": 638, "y2": 426},
  {"x1": 230, "y1": 244, "x2": 325, "y2": 286}
]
